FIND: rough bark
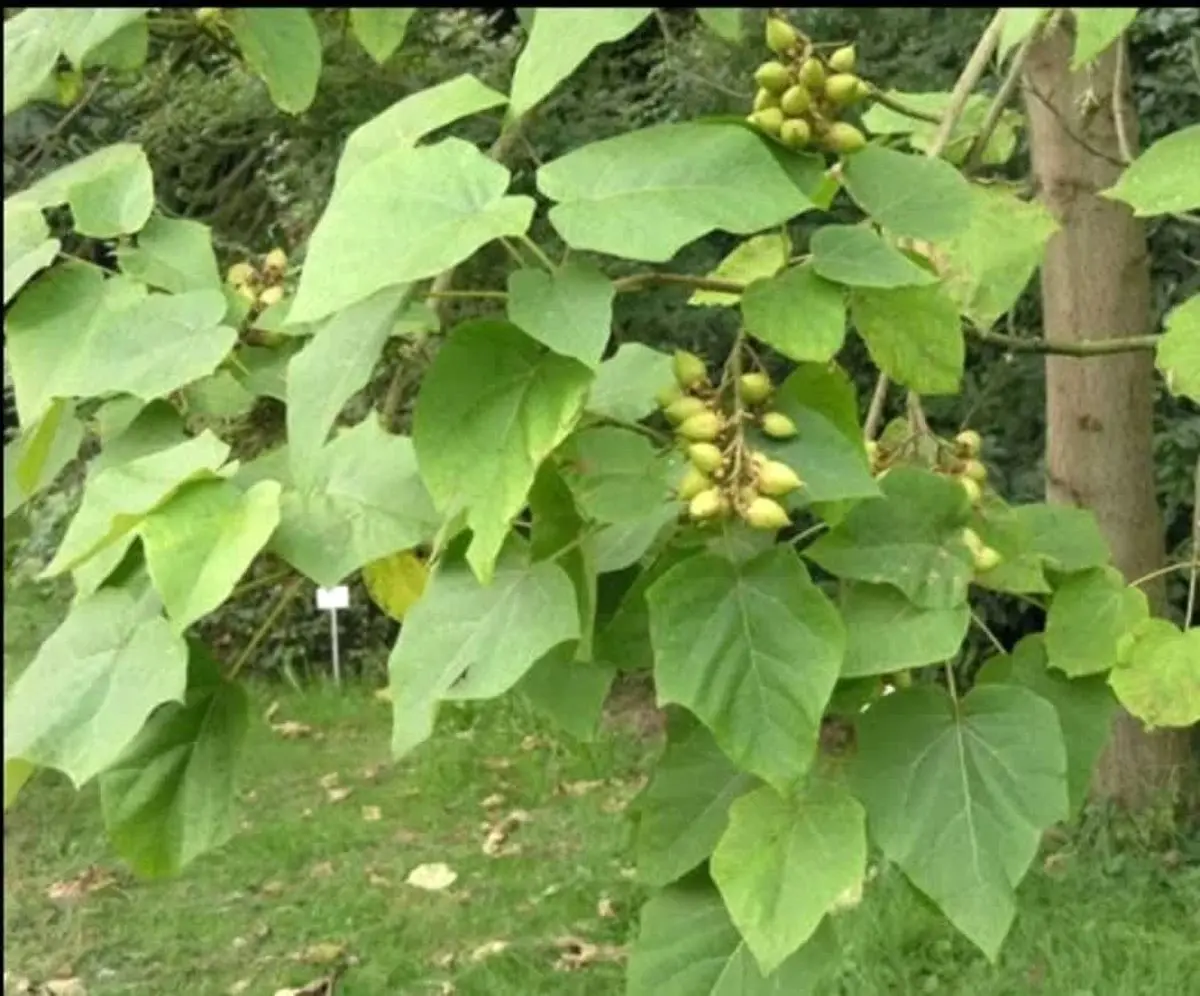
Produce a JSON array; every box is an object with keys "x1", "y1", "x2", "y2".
[{"x1": 1023, "y1": 23, "x2": 1192, "y2": 808}]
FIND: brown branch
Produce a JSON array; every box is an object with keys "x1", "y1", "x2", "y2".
[
  {"x1": 970, "y1": 327, "x2": 1158, "y2": 355},
  {"x1": 612, "y1": 272, "x2": 747, "y2": 295},
  {"x1": 1024, "y1": 80, "x2": 1127, "y2": 167},
  {"x1": 18, "y1": 71, "x2": 108, "y2": 173}
]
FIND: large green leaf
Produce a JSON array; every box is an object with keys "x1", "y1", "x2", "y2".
[
  {"x1": 559, "y1": 426, "x2": 675, "y2": 524},
  {"x1": 937, "y1": 183, "x2": 1058, "y2": 328},
  {"x1": 627, "y1": 878, "x2": 838, "y2": 996},
  {"x1": 349, "y1": 8, "x2": 414, "y2": 64},
  {"x1": 647, "y1": 547, "x2": 845, "y2": 793},
  {"x1": 634, "y1": 712, "x2": 757, "y2": 887},
  {"x1": 538, "y1": 122, "x2": 815, "y2": 262},
  {"x1": 585, "y1": 343, "x2": 674, "y2": 423},
  {"x1": 335, "y1": 74, "x2": 507, "y2": 187},
  {"x1": 286, "y1": 286, "x2": 409, "y2": 483},
  {"x1": 515, "y1": 644, "x2": 615, "y2": 741},
  {"x1": 696, "y1": 9, "x2": 743, "y2": 43},
  {"x1": 861, "y1": 91, "x2": 1022, "y2": 167},
  {"x1": 226, "y1": 8, "x2": 322, "y2": 114},
  {"x1": 99, "y1": 644, "x2": 249, "y2": 877},
  {"x1": 810, "y1": 225, "x2": 937, "y2": 289},
  {"x1": 413, "y1": 320, "x2": 592, "y2": 582},
  {"x1": 57, "y1": 9, "x2": 148, "y2": 68},
  {"x1": 592, "y1": 506, "x2": 678, "y2": 573},
  {"x1": 3, "y1": 200, "x2": 60, "y2": 305},
  {"x1": 1156, "y1": 293, "x2": 1199, "y2": 402},
  {"x1": 4, "y1": 588, "x2": 188, "y2": 796},
  {"x1": 1071, "y1": 8, "x2": 1137, "y2": 69},
  {"x1": 966, "y1": 500, "x2": 1052, "y2": 596},
  {"x1": 691, "y1": 233, "x2": 790, "y2": 308},
  {"x1": 1013, "y1": 503, "x2": 1110, "y2": 573},
  {"x1": 291, "y1": 139, "x2": 534, "y2": 323},
  {"x1": 840, "y1": 582, "x2": 970, "y2": 678},
  {"x1": 842, "y1": 145, "x2": 973, "y2": 241},
  {"x1": 388, "y1": 548, "x2": 578, "y2": 756},
  {"x1": 1045, "y1": 566, "x2": 1149, "y2": 677},
  {"x1": 507, "y1": 260, "x2": 615, "y2": 367},
  {"x1": 4, "y1": 9, "x2": 59, "y2": 116},
  {"x1": 508, "y1": 8, "x2": 654, "y2": 120},
  {"x1": 850, "y1": 283, "x2": 964, "y2": 395},
  {"x1": 1102, "y1": 124, "x2": 1200, "y2": 218},
  {"x1": 712, "y1": 775, "x2": 865, "y2": 974},
  {"x1": 978, "y1": 634, "x2": 1118, "y2": 815},
  {"x1": 1108, "y1": 620, "x2": 1200, "y2": 729},
  {"x1": 45, "y1": 431, "x2": 231, "y2": 577},
  {"x1": 529, "y1": 464, "x2": 597, "y2": 658},
  {"x1": 854, "y1": 684, "x2": 1068, "y2": 959},
  {"x1": 140, "y1": 479, "x2": 282, "y2": 633},
  {"x1": 741, "y1": 265, "x2": 846, "y2": 363},
  {"x1": 78, "y1": 14, "x2": 148, "y2": 73},
  {"x1": 272, "y1": 417, "x2": 441, "y2": 587},
  {"x1": 806, "y1": 467, "x2": 975, "y2": 608},
  {"x1": 116, "y1": 215, "x2": 221, "y2": 294},
  {"x1": 4, "y1": 400, "x2": 84, "y2": 518}
]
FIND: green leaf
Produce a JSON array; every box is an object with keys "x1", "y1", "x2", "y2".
[
  {"x1": 3, "y1": 8, "x2": 60, "y2": 116},
  {"x1": 139, "y1": 479, "x2": 281, "y2": 633},
  {"x1": 286, "y1": 286, "x2": 409, "y2": 483},
  {"x1": 938, "y1": 183, "x2": 1058, "y2": 328},
  {"x1": 647, "y1": 547, "x2": 845, "y2": 793},
  {"x1": 998, "y1": 9, "x2": 1051, "y2": 62},
  {"x1": 690, "y1": 233, "x2": 789, "y2": 308},
  {"x1": 388, "y1": 548, "x2": 579, "y2": 757},
  {"x1": 1108, "y1": 620, "x2": 1200, "y2": 730},
  {"x1": 840, "y1": 582, "x2": 970, "y2": 678},
  {"x1": 539, "y1": 122, "x2": 815, "y2": 263},
  {"x1": 12, "y1": 143, "x2": 154, "y2": 238},
  {"x1": 861, "y1": 91, "x2": 1022, "y2": 167},
  {"x1": 3, "y1": 588, "x2": 188, "y2": 792},
  {"x1": 753, "y1": 363, "x2": 878, "y2": 508},
  {"x1": 586, "y1": 343, "x2": 673, "y2": 423},
  {"x1": 696, "y1": 8, "x2": 743, "y2": 42},
  {"x1": 45, "y1": 431, "x2": 231, "y2": 577},
  {"x1": 225, "y1": 8, "x2": 322, "y2": 114},
  {"x1": 978, "y1": 635, "x2": 1118, "y2": 815},
  {"x1": 507, "y1": 260, "x2": 615, "y2": 367},
  {"x1": 92, "y1": 399, "x2": 188, "y2": 472},
  {"x1": 1156, "y1": 293, "x2": 1200, "y2": 402},
  {"x1": 634, "y1": 712, "x2": 757, "y2": 886},
  {"x1": 334, "y1": 74, "x2": 507, "y2": 188},
  {"x1": 231, "y1": 343, "x2": 296, "y2": 402},
  {"x1": 968, "y1": 500, "x2": 1052, "y2": 595},
  {"x1": 349, "y1": 8, "x2": 414, "y2": 64},
  {"x1": 272, "y1": 417, "x2": 441, "y2": 588},
  {"x1": 806, "y1": 467, "x2": 975, "y2": 608},
  {"x1": 742, "y1": 265, "x2": 846, "y2": 363},
  {"x1": 1045, "y1": 567, "x2": 1149, "y2": 677},
  {"x1": 810, "y1": 225, "x2": 937, "y2": 289},
  {"x1": 592, "y1": 506, "x2": 678, "y2": 573},
  {"x1": 1102, "y1": 124, "x2": 1200, "y2": 217},
  {"x1": 413, "y1": 320, "x2": 592, "y2": 582},
  {"x1": 57, "y1": 8, "x2": 148, "y2": 69},
  {"x1": 627, "y1": 878, "x2": 838, "y2": 996},
  {"x1": 842, "y1": 145, "x2": 973, "y2": 241},
  {"x1": 1014, "y1": 503, "x2": 1110, "y2": 573},
  {"x1": 516, "y1": 644, "x2": 615, "y2": 741},
  {"x1": 508, "y1": 9, "x2": 654, "y2": 120},
  {"x1": 291, "y1": 139, "x2": 534, "y2": 324},
  {"x1": 529, "y1": 465, "x2": 597, "y2": 658},
  {"x1": 184, "y1": 371, "x2": 257, "y2": 421},
  {"x1": 712, "y1": 775, "x2": 865, "y2": 974},
  {"x1": 8, "y1": 399, "x2": 83, "y2": 510},
  {"x1": 1071, "y1": 8, "x2": 1137, "y2": 69},
  {"x1": 560, "y1": 427, "x2": 674, "y2": 524},
  {"x1": 79, "y1": 15, "x2": 148, "y2": 72},
  {"x1": 853, "y1": 684, "x2": 1068, "y2": 959},
  {"x1": 98, "y1": 644, "x2": 249, "y2": 877},
  {"x1": 3, "y1": 200, "x2": 60, "y2": 305},
  {"x1": 850, "y1": 283, "x2": 964, "y2": 395},
  {"x1": 116, "y1": 215, "x2": 221, "y2": 294}
]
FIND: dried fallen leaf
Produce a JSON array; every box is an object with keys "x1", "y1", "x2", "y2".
[
  {"x1": 45, "y1": 980, "x2": 87, "y2": 996},
  {"x1": 469, "y1": 940, "x2": 510, "y2": 962},
  {"x1": 271, "y1": 720, "x2": 314, "y2": 739},
  {"x1": 597, "y1": 896, "x2": 617, "y2": 919},
  {"x1": 263, "y1": 700, "x2": 281, "y2": 722},
  {"x1": 228, "y1": 981, "x2": 251, "y2": 995},
  {"x1": 259, "y1": 880, "x2": 287, "y2": 897},
  {"x1": 520, "y1": 734, "x2": 549, "y2": 751},
  {"x1": 310, "y1": 861, "x2": 335, "y2": 879},
  {"x1": 273, "y1": 978, "x2": 337, "y2": 996},
  {"x1": 406, "y1": 862, "x2": 457, "y2": 891},
  {"x1": 366, "y1": 870, "x2": 390, "y2": 888},
  {"x1": 482, "y1": 756, "x2": 512, "y2": 771},
  {"x1": 46, "y1": 866, "x2": 117, "y2": 902},
  {"x1": 326, "y1": 787, "x2": 353, "y2": 804},
  {"x1": 361, "y1": 763, "x2": 386, "y2": 781},
  {"x1": 374, "y1": 686, "x2": 392, "y2": 703},
  {"x1": 561, "y1": 779, "x2": 605, "y2": 797},
  {"x1": 318, "y1": 772, "x2": 341, "y2": 790},
  {"x1": 479, "y1": 793, "x2": 505, "y2": 809},
  {"x1": 297, "y1": 942, "x2": 346, "y2": 966},
  {"x1": 432, "y1": 951, "x2": 456, "y2": 969},
  {"x1": 551, "y1": 935, "x2": 626, "y2": 972},
  {"x1": 361, "y1": 805, "x2": 382, "y2": 822},
  {"x1": 481, "y1": 810, "x2": 532, "y2": 858}
]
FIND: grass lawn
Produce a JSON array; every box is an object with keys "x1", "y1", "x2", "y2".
[{"x1": 4, "y1": 578, "x2": 1200, "y2": 995}]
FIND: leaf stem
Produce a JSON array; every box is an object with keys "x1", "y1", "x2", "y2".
[
  {"x1": 970, "y1": 609, "x2": 1007, "y2": 655},
  {"x1": 229, "y1": 569, "x2": 295, "y2": 600},
  {"x1": 519, "y1": 234, "x2": 557, "y2": 273},
  {"x1": 227, "y1": 577, "x2": 306, "y2": 681},
  {"x1": 866, "y1": 87, "x2": 943, "y2": 125}
]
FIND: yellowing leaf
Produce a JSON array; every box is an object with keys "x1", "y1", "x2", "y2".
[
  {"x1": 363, "y1": 549, "x2": 429, "y2": 621},
  {"x1": 689, "y1": 233, "x2": 790, "y2": 307}
]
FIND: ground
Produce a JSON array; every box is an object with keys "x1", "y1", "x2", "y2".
[{"x1": 4, "y1": 578, "x2": 1199, "y2": 995}]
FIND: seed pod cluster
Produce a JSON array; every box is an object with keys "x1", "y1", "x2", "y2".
[
  {"x1": 659, "y1": 355, "x2": 805, "y2": 532},
  {"x1": 868, "y1": 428, "x2": 991, "y2": 509},
  {"x1": 748, "y1": 16, "x2": 870, "y2": 156},
  {"x1": 225, "y1": 246, "x2": 288, "y2": 310}
]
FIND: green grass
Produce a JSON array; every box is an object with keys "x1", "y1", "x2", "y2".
[{"x1": 5, "y1": 579, "x2": 1200, "y2": 995}]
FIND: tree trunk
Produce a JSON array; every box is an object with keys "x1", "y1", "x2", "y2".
[{"x1": 1023, "y1": 22, "x2": 1191, "y2": 808}]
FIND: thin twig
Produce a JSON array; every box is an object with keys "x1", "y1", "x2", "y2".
[
  {"x1": 1128, "y1": 561, "x2": 1196, "y2": 588},
  {"x1": 1187, "y1": 457, "x2": 1199, "y2": 627},
  {"x1": 970, "y1": 326, "x2": 1158, "y2": 355},
  {"x1": 1111, "y1": 36, "x2": 1135, "y2": 165},
  {"x1": 519, "y1": 233, "x2": 557, "y2": 272},
  {"x1": 229, "y1": 569, "x2": 295, "y2": 600},
  {"x1": 1024, "y1": 80, "x2": 1128, "y2": 167},
  {"x1": 612, "y1": 272, "x2": 747, "y2": 295},
  {"x1": 227, "y1": 577, "x2": 305, "y2": 680},
  {"x1": 971, "y1": 610, "x2": 1007, "y2": 655},
  {"x1": 965, "y1": 32, "x2": 1036, "y2": 172},
  {"x1": 863, "y1": 376, "x2": 891, "y2": 439},
  {"x1": 18, "y1": 72, "x2": 108, "y2": 171},
  {"x1": 865, "y1": 87, "x2": 945, "y2": 126}
]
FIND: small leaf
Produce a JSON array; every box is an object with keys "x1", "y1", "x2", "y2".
[
  {"x1": 225, "y1": 8, "x2": 322, "y2": 114},
  {"x1": 998, "y1": 9, "x2": 1051, "y2": 62},
  {"x1": 8, "y1": 399, "x2": 83, "y2": 512},
  {"x1": 690, "y1": 233, "x2": 789, "y2": 307},
  {"x1": 842, "y1": 145, "x2": 974, "y2": 241},
  {"x1": 559, "y1": 426, "x2": 675, "y2": 525},
  {"x1": 1045, "y1": 567, "x2": 1149, "y2": 677},
  {"x1": 539, "y1": 122, "x2": 815, "y2": 263},
  {"x1": 840, "y1": 582, "x2": 970, "y2": 678},
  {"x1": 742, "y1": 265, "x2": 846, "y2": 363},
  {"x1": 1102, "y1": 124, "x2": 1200, "y2": 217},
  {"x1": 99, "y1": 643, "x2": 249, "y2": 877},
  {"x1": 57, "y1": 9, "x2": 149, "y2": 69},
  {"x1": 810, "y1": 225, "x2": 938, "y2": 289},
  {"x1": 516, "y1": 644, "x2": 615, "y2": 742},
  {"x1": 1156, "y1": 293, "x2": 1199, "y2": 402},
  {"x1": 508, "y1": 9, "x2": 654, "y2": 120},
  {"x1": 116, "y1": 215, "x2": 221, "y2": 294},
  {"x1": 507, "y1": 260, "x2": 615, "y2": 368},
  {"x1": 363, "y1": 550, "x2": 429, "y2": 621},
  {"x1": 1071, "y1": 8, "x2": 1137, "y2": 69},
  {"x1": 1108, "y1": 620, "x2": 1200, "y2": 729},
  {"x1": 647, "y1": 547, "x2": 845, "y2": 793},
  {"x1": 853, "y1": 684, "x2": 1068, "y2": 959},
  {"x1": 3, "y1": 8, "x2": 60, "y2": 116},
  {"x1": 349, "y1": 8, "x2": 414, "y2": 64},
  {"x1": 3, "y1": 200, "x2": 60, "y2": 305},
  {"x1": 586, "y1": 343, "x2": 674, "y2": 423},
  {"x1": 696, "y1": 9, "x2": 743, "y2": 43},
  {"x1": 850, "y1": 283, "x2": 964, "y2": 395},
  {"x1": 1014, "y1": 503, "x2": 1110, "y2": 573}
]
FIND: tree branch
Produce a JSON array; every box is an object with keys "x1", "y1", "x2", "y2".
[
  {"x1": 1111, "y1": 35, "x2": 1135, "y2": 165},
  {"x1": 965, "y1": 30, "x2": 1036, "y2": 172},
  {"x1": 970, "y1": 327, "x2": 1159, "y2": 355}
]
